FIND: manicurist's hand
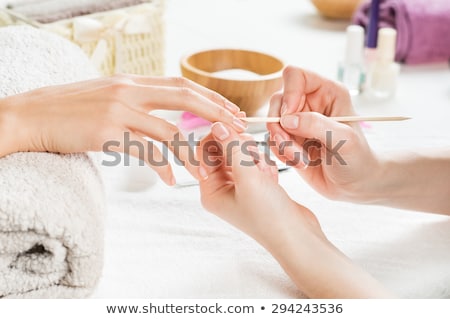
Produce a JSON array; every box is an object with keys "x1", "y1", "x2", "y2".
[
  {"x1": 198, "y1": 123, "x2": 392, "y2": 298},
  {"x1": 0, "y1": 75, "x2": 246, "y2": 185},
  {"x1": 268, "y1": 66, "x2": 450, "y2": 214},
  {"x1": 267, "y1": 66, "x2": 380, "y2": 203}
]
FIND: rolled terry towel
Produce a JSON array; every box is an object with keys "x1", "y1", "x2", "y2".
[
  {"x1": 353, "y1": 0, "x2": 450, "y2": 64},
  {"x1": 3, "y1": 0, "x2": 150, "y2": 23},
  {"x1": 0, "y1": 26, "x2": 105, "y2": 298}
]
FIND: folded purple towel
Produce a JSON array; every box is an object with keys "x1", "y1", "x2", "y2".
[{"x1": 353, "y1": 0, "x2": 450, "y2": 64}]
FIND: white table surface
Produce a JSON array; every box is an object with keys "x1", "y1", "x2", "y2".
[{"x1": 92, "y1": 0, "x2": 450, "y2": 298}]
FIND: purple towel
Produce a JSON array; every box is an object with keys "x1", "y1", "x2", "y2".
[{"x1": 353, "y1": 0, "x2": 450, "y2": 64}]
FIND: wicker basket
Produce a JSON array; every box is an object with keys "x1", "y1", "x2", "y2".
[{"x1": 0, "y1": 0, "x2": 165, "y2": 76}]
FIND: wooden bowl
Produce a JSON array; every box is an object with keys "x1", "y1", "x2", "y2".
[
  {"x1": 310, "y1": 0, "x2": 363, "y2": 20},
  {"x1": 180, "y1": 49, "x2": 284, "y2": 116}
]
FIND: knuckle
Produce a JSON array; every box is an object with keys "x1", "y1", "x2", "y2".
[
  {"x1": 282, "y1": 65, "x2": 298, "y2": 78},
  {"x1": 104, "y1": 101, "x2": 124, "y2": 118},
  {"x1": 217, "y1": 106, "x2": 229, "y2": 120},
  {"x1": 341, "y1": 125, "x2": 358, "y2": 141},
  {"x1": 179, "y1": 87, "x2": 195, "y2": 101},
  {"x1": 108, "y1": 75, "x2": 132, "y2": 95},
  {"x1": 166, "y1": 124, "x2": 180, "y2": 138},
  {"x1": 172, "y1": 76, "x2": 189, "y2": 88},
  {"x1": 270, "y1": 91, "x2": 283, "y2": 105}
]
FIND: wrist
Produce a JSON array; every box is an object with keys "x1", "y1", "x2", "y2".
[
  {"x1": 0, "y1": 96, "x2": 23, "y2": 157},
  {"x1": 352, "y1": 152, "x2": 409, "y2": 206},
  {"x1": 341, "y1": 152, "x2": 393, "y2": 205},
  {"x1": 260, "y1": 201, "x2": 326, "y2": 257}
]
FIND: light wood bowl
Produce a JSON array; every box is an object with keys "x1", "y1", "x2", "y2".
[
  {"x1": 180, "y1": 49, "x2": 284, "y2": 116},
  {"x1": 311, "y1": 0, "x2": 363, "y2": 20}
]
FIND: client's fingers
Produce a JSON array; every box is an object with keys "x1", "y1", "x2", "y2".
[
  {"x1": 105, "y1": 131, "x2": 175, "y2": 186},
  {"x1": 119, "y1": 84, "x2": 247, "y2": 132},
  {"x1": 267, "y1": 92, "x2": 305, "y2": 167},
  {"x1": 116, "y1": 75, "x2": 241, "y2": 114},
  {"x1": 280, "y1": 112, "x2": 355, "y2": 148},
  {"x1": 124, "y1": 108, "x2": 207, "y2": 181},
  {"x1": 210, "y1": 122, "x2": 259, "y2": 183}
]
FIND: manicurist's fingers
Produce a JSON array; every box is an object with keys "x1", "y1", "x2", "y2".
[{"x1": 280, "y1": 112, "x2": 355, "y2": 148}]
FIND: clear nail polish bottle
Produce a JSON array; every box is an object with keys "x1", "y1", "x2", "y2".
[
  {"x1": 369, "y1": 28, "x2": 400, "y2": 99},
  {"x1": 338, "y1": 25, "x2": 365, "y2": 96}
]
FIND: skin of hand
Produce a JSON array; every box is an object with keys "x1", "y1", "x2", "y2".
[
  {"x1": 0, "y1": 75, "x2": 247, "y2": 185},
  {"x1": 268, "y1": 66, "x2": 450, "y2": 214},
  {"x1": 198, "y1": 122, "x2": 392, "y2": 298},
  {"x1": 267, "y1": 66, "x2": 382, "y2": 203}
]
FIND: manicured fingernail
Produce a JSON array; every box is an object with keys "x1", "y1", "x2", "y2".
[
  {"x1": 237, "y1": 111, "x2": 246, "y2": 118},
  {"x1": 281, "y1": 102, "x2": 288, "y2": 115},
  {"x1": 225, "y1": 101, "x2": 240, "y2": 113},
  {"x1": 199, "y1": 166, "x2": 208, "y2": 180},
  {"x1": 232, "y1": 118, "x2": 247, "y2": 131},
  {"x1": 281, "y1": 115, "x2": 299, "y2": 129},
  {"x1": 212, "y1": 122, "x2": 230, "y2": 140}
]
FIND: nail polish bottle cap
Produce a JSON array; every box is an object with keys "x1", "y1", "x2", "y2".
[
  {"x1": 377, "y1": 28, "x2": 397, "y2": 63},
  {"x1": 344, "y1": 25, "x2": 364, "y2": 65}
]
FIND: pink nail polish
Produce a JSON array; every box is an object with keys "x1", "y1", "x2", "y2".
[{"x1": 212, "y1": 123, "x2": 230, "y2": 140}]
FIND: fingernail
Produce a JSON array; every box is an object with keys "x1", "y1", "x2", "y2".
[
  {"x1": 199, "y1": 166, "x2": 208, "y2": 180},
  {"x1": 232, "y1": 118, "x2": 247, "y2": 131},
  {"x1": 225, "y1": 101, "x2": 239, "y2": 113},
  {"x1": 237, "y1": 111, "x2": 246, "y2": 118},
  {"x1": 281, "y1": 102, "x2": 288, "y2": 115},
  {"x1": 212, "y1": 122, "x2": 230, "y2": 141},
  {"x1": 281, "y1": 115, "x2": 299, "y2": 129}
]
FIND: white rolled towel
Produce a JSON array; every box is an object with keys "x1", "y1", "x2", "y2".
[{"x1": 0, "y1": 26, "x2": 105, "y2": 298}]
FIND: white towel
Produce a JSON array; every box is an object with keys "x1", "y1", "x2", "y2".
[
  {"x1": 1, "y1": 0, "x2": 150, "y2": 23},
  {"x1": 0, "y1": 26, "x2": 104, "y2": 298}
]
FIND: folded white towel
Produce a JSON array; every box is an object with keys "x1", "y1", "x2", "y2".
[
  {"x1": 0, "y1": 26, "x2": 104, "y2": 298},
  {"x1": 1, "y1": 0, "x2": 150, "y2": 23}
]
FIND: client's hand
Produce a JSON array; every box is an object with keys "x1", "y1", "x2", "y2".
[
  {"x1": 197, "y1": 122, "x2": 321, "y2": 248},
  {"x1": 267, "y1": 66, "x2": 380, "y2": 203},
  {"x1": 0, "y1": 75, "x2": 246, "y2": 185},
  {"x1": 198, "y1": 122, "x2": 391, "y2": 298}
]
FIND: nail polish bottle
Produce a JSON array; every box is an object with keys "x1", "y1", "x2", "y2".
[
  {"x1": 338, "y1": 25, "x2": 365, "y2": 96},
  {"x1": 369, "y1": 28, "x2": 400, "y2": 99}
]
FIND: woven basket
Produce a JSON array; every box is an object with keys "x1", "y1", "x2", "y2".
[{"x1": 0, "y1": 0, "x2": 165, "y2": 76}]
